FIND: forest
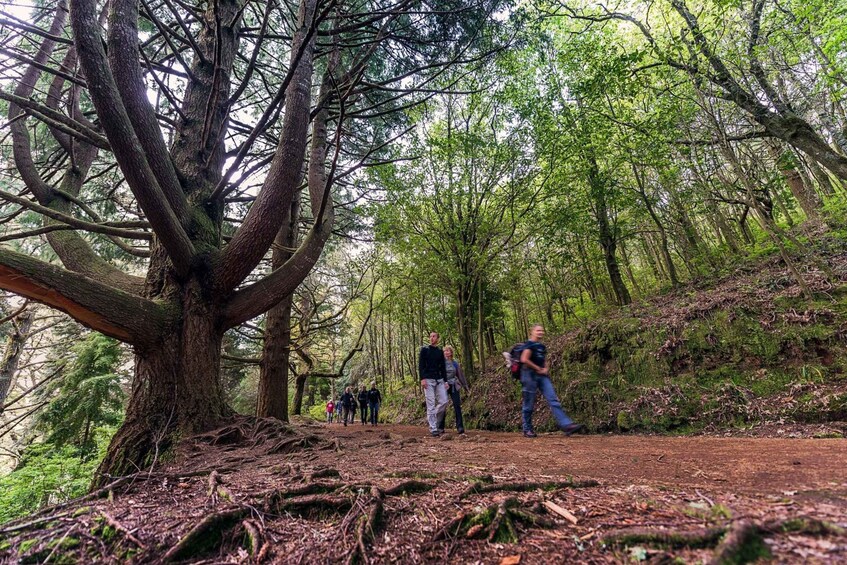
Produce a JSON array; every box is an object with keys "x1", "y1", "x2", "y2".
[{"x1": 0, "y1": 0, "x2": 845, "y2": 562}]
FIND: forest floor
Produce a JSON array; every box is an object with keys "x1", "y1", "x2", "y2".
[{"x1": 2, "y1": 419, "x2": 846, "y2": 564}]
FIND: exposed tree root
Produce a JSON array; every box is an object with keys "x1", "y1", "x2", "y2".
[
  {"x1": 433, "y1": 497, "x2": 555, "y2": 543},
  {"x1": 162, "y1": 507, "x2": 249, "y2": 562},
  {"x1": 193, "y1": 417, "x2": 324, "y2": 455},
  {"x1": 460, "y1": 478, "x2": 600, "y2": 499},
  {"x1": 602, "y1": 526, "x2": 727, "y2": 549},
  {"x1": 707, "y1": 520, "x2": 767, "y2": 565},
  {"x1": 762, "y1": 517, "x2": 845, "y2": 536},
  {"x1": 345, "y1": 486, "x2": 385, "y2": 565},
  {"x1": 311, "y1": 467, "x2": 342, "y2": 480},
  {"x1": 208, "y1": 470, "x2": 235, "y2": 503},
  {"x1": 277, "y1": 481, "x2": 346, "y2": 498},
  {"x1": 242, "y1": 519, "x2": 262, "y2": 556},
  {"x1": 272, "y1": 494, "x2": 354, "y2": 516},
  {"x1": 603, "y1": 516, "x2": 845, "y2": 564},
  {"x1": 383, "y1": 480, "x2": 434, "y2": 496}
]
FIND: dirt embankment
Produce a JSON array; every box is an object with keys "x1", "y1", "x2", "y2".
[
  {"x1": 402, "y1": 237, "x2": 847, "y2": 436},
  {"x1": 2, "y1": 420, "x2": 845, "y2": 563}
]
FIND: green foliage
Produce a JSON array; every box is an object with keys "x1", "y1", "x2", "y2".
[
  {"x1": 308, "y1": 403, "x2": 327, "y2": 422},
  {"x1": 0, "y1": 428, "x2": 113, "y2": 524},
  {"x1": 36, "y1": 334, "x2": 126, "y2": 455}
]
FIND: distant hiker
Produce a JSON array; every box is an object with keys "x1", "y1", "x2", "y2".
[
  {"x1": 519, "y1": 324, "x2": 583, "y2": 438},
  {"x1": 419, "y1": 331, "x2": 449, "y2": 437},
  {"x1": 368, "y1": 383, "x2": 381, "y2": 425},
  {"x1": 351, "y1": 396, "x2": 358, "y2": 425},
  {"x1": 326, "y1": 399, "x2": 335, "y2": 423},
  {"x1": 358, "y1": 385, "x2": 369, "y2": 424},
  {"x1": 437, "y1": 345, "x2": 469, "y2": 435},
  {"x1": 340, "y1": 387, "x2": 355, "y2": 427}
]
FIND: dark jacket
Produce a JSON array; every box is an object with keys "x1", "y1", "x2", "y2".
[
  {"x1": 452, "y1": 361, "x2": 470, "y2": 390},
  {"x1": 340, "y1": 392, "x2": 354, "y2": 407},
  {"x1": 368, "y1": 388, "x2": 381, "y2": 404},
  {"x1": 357, "y1": 390, "x2": 369, "y2": 405},
  {"x1": 419, "y1": 345, "x2": 447, "y2": 381}
]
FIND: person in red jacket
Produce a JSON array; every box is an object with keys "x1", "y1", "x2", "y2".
[{"x1": 326, "y1": 399, "x2": 335, "y2": 423}]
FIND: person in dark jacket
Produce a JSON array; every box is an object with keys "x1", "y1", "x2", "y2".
[
  {"x1": 357, "y1": 385, "x2": 369, "y2": 424},
  {"x1": 340, "y1": 387, "x2": 355, "y2": 427},
  {"x1": 437, "y1": 345, "x2": 469, "y2": 435},
  {"x1": 419, "y1": 331, "x2": 449, "y2": 437},
  {"x1": 367, "y1": 384, "x2": 381, "y2": 426}
]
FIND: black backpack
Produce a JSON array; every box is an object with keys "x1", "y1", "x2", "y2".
[{"x1": 504, "y1": 343, "x2": 525, "y2": 380}]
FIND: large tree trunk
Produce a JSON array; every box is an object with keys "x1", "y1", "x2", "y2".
[{"x1": 96, "y1": 280, "x2": 229, "y2": 482}]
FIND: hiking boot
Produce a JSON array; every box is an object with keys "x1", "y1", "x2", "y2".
[
  {"x1": 523, "y1": 430, "x2": 538, "y2": 438},
  {"x1": 562, "y1": 423, "x2": 584, "y2": 436},
  {"x1": 430, "y1": 430, "x2": 442, "y2": 438},
  {"x1": 457, "y1": 428, "x2": 465, "y2": 435}
]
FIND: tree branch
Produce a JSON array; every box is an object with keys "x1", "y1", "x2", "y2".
[
  {"x1": 0, "y1": 248, "x2": 170, "y2": 347},
  {"x1": 70, "y1": 0, "x2": 195, "y2": 277}
]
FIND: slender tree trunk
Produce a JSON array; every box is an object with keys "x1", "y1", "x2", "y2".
[
  {"x1": 0, "y1": 309, "x2": 34, "y2": 410},
  {"x1": 476, "y1": 280, "x2": 485, "y2": 373},
  {"x1": 576, "y1": 238, "x2": 599, "y2": 302},
  {"x1": 632, "y1": 165, "x2": 680, "y2": 287},
  {"x1": 618, "y1": 239, "x2": 643, "y2": 297},
  {"x1": 257, "y1": 191, "x2": 300, "y2": 421},
  {"x1": 456, "y1": 286, "x2": 474, "y2": 378},
  {"x1": 291, "y1": 372, "x2": 308, "y2": 415},
  {"x1": 768, "y1": 142, "x2": 820, "y2": 221}
]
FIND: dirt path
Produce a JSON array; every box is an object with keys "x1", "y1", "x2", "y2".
[
  {"x1": 2, "y1": 421, "x2": 845, "y2": 564},
  {"x1": 331, "y1": 424, "x2": 847, "y2": 493}
]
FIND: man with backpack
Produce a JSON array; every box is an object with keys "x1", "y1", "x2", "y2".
[
  {"x1": 517, "y1": 324, "x2": 583, "y2": 438},
  {"x1": 419, "y1": 331, "x2": 449, "y2": 437}
]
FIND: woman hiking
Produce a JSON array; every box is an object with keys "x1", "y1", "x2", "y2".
[{"x1": 437, "y1": 345, "x2": 469, "y2": 435}]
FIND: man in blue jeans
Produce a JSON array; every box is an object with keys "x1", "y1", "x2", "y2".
[{"x1": 520, "y1": 324, "x2": 584, "y2": 438}]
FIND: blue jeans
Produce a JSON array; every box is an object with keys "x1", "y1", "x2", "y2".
[
  {"x1": 437, "y1": 383, "x2": 464, "y2": 432},
  {"x1": 369, "y1": 402, "x2": 380, "y2": 425},
  {"x1": 521, "y1": 369, "x2": 572, "y2": 432}
]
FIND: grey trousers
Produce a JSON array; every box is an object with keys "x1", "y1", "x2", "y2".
[{"x1": 424, "y1": 379, "x2": 449, "y2": 433}]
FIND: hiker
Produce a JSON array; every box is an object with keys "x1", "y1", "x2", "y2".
[
  {"x1": 326, "y1": 399, "x2": 334, "y2": 423},
  {"x1": 340, "y1": 387, "x2": 355, "y2": 427},
  {"x1": 437, "y1": 345, "x2": 469, "y2": 435},
  {"x1": 358, "y1": 385, "x2": 369, "y2": 424},
  {"x1": 368, "y1": 383, "x2": 381, "y2": 426},
  {"x1": 519, "y1": 324, "x2": 583, "y2": 438},
  {"x1": 419, "y1": 331, "x2": 449, "y2": 437},
  {"x1": 350, "y1": 396, "x2": 358, "y2": 425}
]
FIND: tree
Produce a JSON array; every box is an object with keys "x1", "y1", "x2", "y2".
[
  {"x1": 558, "y1": 0, "x2": 847, "y2": 181},
  {"x1": 376, "y1": 90, "x2": 538, "y2": 375},
  {"x1": 0, "y1": 0, "x2": 501, "y2": 479}
]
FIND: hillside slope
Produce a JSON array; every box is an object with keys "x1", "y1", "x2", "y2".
[{"x1": 395, "y1": 235, "x2": 847, "y2": 436}]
